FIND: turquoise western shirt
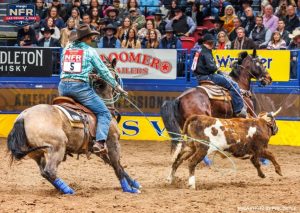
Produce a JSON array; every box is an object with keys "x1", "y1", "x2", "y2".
[{"x1": 60, "y1": 41, "x2": 117, "y2": 88}]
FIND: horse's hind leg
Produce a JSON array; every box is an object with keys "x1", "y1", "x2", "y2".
[
  {"x1": 43, "y1": 145, "x2": 65, "y2": 180},
  {"x1": 39, "y1": 143, "x2": 74, "y2": 194}
]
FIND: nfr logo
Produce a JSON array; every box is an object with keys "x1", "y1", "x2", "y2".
[
  {"x1": 122, "y1": 120, "x2": 165, "y2": 137},
  {"x1": 216, "y1": 55, "x2": 273, "y2": 69},
  {"x1": 3, "y1": 4, "x2": 39, "y2": 27}
]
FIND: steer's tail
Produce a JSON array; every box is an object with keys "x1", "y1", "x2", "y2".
[{"x1": 160, "y1": 99, "x2": 182, "y2": 153}]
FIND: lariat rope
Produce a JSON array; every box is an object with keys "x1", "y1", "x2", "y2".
[{"x1": 121, "y1": 95, "x2": 237, "y2": 174}]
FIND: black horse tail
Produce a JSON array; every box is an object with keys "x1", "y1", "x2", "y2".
[
  {"x1": 160, "y1": 99, "x2": 182, "y2": 153},
  {"x1": 7, "y1": 117, "x2": 48, "y2": 163}
]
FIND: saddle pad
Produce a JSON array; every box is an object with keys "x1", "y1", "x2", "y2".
[
  {"x1": 54, "y1": 105, "x2": 82, "y2": 123},
  {"x1": 197, "y1": 85, "x2": 231, "y2": 101}
]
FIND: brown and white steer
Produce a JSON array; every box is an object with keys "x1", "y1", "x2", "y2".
[{"x1": 167, "y1": 108, "x2": 282, "y2": 189}]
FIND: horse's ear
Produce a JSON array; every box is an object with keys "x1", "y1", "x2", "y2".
[
  {"x1": 238, "y1": 51, "x2": 248, "y2": 64},
  {"x1": 253, "y1": 48, "x2": 257, "y2": 58},
  {"x1": 111, "y1": 58, "x2": 117, "y2": 68}
]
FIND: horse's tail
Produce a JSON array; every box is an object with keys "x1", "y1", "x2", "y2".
[
  {"x1": 7, "y1": 117, "x2": 49, "y2": 162},
  {"x1": 160, "y1": 99, "x2": 182, "y2": 153}
]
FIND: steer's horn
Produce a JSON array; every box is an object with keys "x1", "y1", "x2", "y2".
[
  {"x1": 271, "y1": 107, "x2": 282, "y2": 117},
  {"x1": 253, "y1": 48, "x2": 257, "y2": 58}
]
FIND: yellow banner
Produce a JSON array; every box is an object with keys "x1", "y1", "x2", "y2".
[
  {"x1": 1, "y1": 114, "x2": 299, "y2": 146},
  {"x1": 213, "y1": 50, "x2": 290, "y2": 82}
]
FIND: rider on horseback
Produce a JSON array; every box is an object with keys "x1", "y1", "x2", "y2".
[
  {"x1": 59, "y1": 24, "x2": 128, "y2": 154},
  {"x1": 193, "y1": 33, "x2": 247, "y2": 118}
]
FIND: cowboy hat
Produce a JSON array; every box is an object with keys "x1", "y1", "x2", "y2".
[
  {"x1": 154, "y1": 9, "x2": 165, "y2": 16},
  {"x1": 105, "y1": 6, "x2": 119, "y2": 15},
  {"x1": 103, "y1": 24, "x2": 117, "y2": 33},
  {"x1": 202, "y1": 33, "x2": 214, "y2": 42},
  {"x1": 129, "y1": 7, "x2": 137, "y2": 12},
  {"x1": 75, "y1": 24, "x2": 100, "y2": 41},
  {"x1": 165, "y1": 25, "x2": 174, "y2": 32},
  {"x1": 174, "y1": 6, "x2": 185, "y2": 13},
  {"x1": 289, "y1": 28, "x2": 300, "y2": 39},
  {"x1": 40, "y1": 26, "x2": 55, "y2": 35}
]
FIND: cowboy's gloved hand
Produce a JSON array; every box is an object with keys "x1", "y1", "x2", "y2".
[{"x1": 116, "y1": 85, "x2": 128, "y2": 96}]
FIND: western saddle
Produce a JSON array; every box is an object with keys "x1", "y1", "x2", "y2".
[
  {"x1": 197, "y1": 80, "x2": 232, "y2": 101},
  {"x1": 53, "y1": 96, "x2": 96, "y2": 151}
]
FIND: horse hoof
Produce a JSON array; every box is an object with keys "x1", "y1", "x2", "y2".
[
  {"x1": 203, "y1": 156, "x2": 212, "y2": 167},
  {"x1": 120, "y1": 178, "x2": 141, "y2": 194},
  {"x1": 260, "y1": 158, "x2": 269, "y2": 166},
  {"x1": 124, "y1": 188, "x2": 141, "y2": 194},
  {"x1": 52, "y1": 178, "x2": 75, "y2": 195},
  {"x1": 131, "y1": 180, "x2": 142, "y2": 189}
]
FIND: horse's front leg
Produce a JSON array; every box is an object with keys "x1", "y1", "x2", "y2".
[{"x1": 106, "y1": 123, "x2": 140, "y2": 193}]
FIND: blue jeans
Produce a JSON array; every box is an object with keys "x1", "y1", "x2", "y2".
[
  {"x1": 197, "y1": 74, "x2": 244, "y2": 113},
  {"x1": 58, "y1": 81, "x2": 111, "y2": 141}
]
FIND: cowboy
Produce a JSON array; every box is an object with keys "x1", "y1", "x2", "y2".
[
  {"x1": 288, "y1": 28, "x2": 300, "y2": 78},
  {"x1": 97, "y1": 24, "x2": 121, "y2": 48},
  {"x1": 154, "y1": 9, "x2": 167, "y2": 35},
  {"x1": 129, "y1": 7, "x2": 146, "y2": 31},
  {"x1": 59, "y1": 24, "x2": 128, "y2": 154},
  {"x1": 37, "y1": 26, "x2": 61, "y2": 47},
  {"x1": 104, "y1": 6, "x2": 121, "y2": 28},
  {"x1": 158, "y1": 26, "x2": 182, "y2": 49},
  {"x1": 208, "y1": 16, "x2": 225, "y2": 43},
  {"x1": 193, "y1": 33, "x2": 247, "y2": 118},
  {"x1": 16, "y1": 24, "x2": 37, "y2": 47},
  {"x1": 165, "y1": 6, "x2": 196, "y2": 37}
]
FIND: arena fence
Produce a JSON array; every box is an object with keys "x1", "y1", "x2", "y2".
[{"x1": 0, "y1": 47, "x2": 299, "y2": 146}]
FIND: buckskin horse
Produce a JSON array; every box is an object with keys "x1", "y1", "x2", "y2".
[
  {"x1": 7, "y1": 59, "x2": 141, "y2": 194},
  {"x1": 160, "y1": 49, "x2": 273, "y2": 152}
]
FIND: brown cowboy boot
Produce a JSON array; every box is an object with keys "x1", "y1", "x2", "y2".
[{"x1": 93, "y1": 140, "x2": 108, "y2": 154}]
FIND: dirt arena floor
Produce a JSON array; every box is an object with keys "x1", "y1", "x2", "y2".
[{"x1": 0, "y1": 138, "x2": 299, "y2": 213}]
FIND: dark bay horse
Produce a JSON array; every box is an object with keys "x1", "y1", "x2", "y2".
[
  {"x1": 7, "y1": 59, "x2": 141, "y2": 194},
  {"x1": 161, "y1": 49, "x2": 273, "y2": 151}
]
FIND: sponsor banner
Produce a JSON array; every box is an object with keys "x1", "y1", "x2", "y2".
[
  {"x1": 0, "y1": 88, "x2": 58, "y2": 112},
  {"x1": 3, "y1": 4, "x2": 39, "y2": 27},
  {"x1": 1, "y1": 114, "x2": 300, "y2": 146},
  {"x1": 0, "y1": 88, "x2": 299, "y2": 118},
  {"x1": 95, "y1": 48, "x2": 177, "y2": 79},
  {"x1": 0, "y1": 47, "x2": 53, "y2": 77},
  {"x1": 213, "y1": 50, "x2": 290, "y2": 81}
]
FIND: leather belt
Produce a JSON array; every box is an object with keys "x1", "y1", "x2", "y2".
[{"x1": 61, "y1": 78, "x2": 85, "y2": 82}]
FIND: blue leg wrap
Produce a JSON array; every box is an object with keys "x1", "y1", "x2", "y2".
[
  {"x1": 124, "y1": 172, "x2": 141, "y2": 189},
  {"x1": 260, "y1": 158, "x2": 269, "y2": 166},
  {"x1": 52, "y1": 178, "x2": 75, "y2": 194},
  {"x1": 203, "y1": 156, "x2": 212, "y2": 166},
  {"x1": 120, "y1": 178, "x2": 139, "y2": 194}
]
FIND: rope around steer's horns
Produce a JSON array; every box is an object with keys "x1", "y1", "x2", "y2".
[{"x1": 122, "y1": 95, "x2": 237, "y2": 174}]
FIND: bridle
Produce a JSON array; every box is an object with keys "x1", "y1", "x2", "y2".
[{"x1": 238, "y1": 55, "x2": 269, "y2": 84}]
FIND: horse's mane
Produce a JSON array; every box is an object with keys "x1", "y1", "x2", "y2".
[{"x1": 229, "y1": 51, "x2": 248, "y2": 78}]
